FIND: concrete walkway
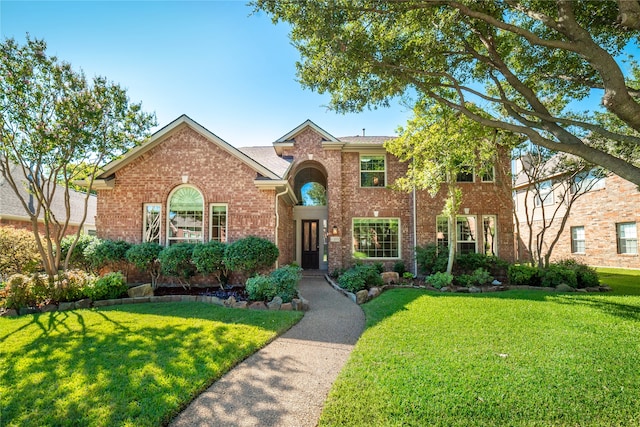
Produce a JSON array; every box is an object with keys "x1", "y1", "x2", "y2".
[{"x1": 170, "y1": 274, "x2": 365, "y2": 427}]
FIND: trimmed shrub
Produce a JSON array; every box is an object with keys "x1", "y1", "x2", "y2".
[
  {"x1": 158, "y1": 243, "x2": 197, "y2": 287},
  {"x1": 373, "y1": 262, "x2": 384, "y2": 274},
  {"x1": 0, "y1": 226, "x2": 41, "y2": 280},
  {"x1": 59, "y1": 233, "x2": 101, "y2": 270},
  {"x1": 455, "y1": 253, "x2": 509, "y2": 278},
  {"x1": 192, "y1": 241, "x2": 229, "y2": 287},
  {"x1": 541, "y1": 264, "x2": 578, "y2": 288},
  {"x1": 52, "y1": 269, "x2": 96, "y2": 302},
  {"x1": 84, "y1": 272, "x2": 128, "y2": 301},
  {"x1": 393, "y1": 261, "x2": 407, "y2": 276},
  {"x1": 415, "y1": 243, "x2": 448, "y2": 275},
  {"x1": 338, "y1": 268, "x2": 367, "y2": 293},
  {"x1": 126, "y1": 242, "x2": 163, "y2": 289},
  {"x1": 87, "y1": 239, "x2": 131, "y2": 274},
  {"x1": 356, "y1": 264, "x2": 384, "y2": 288},
  {"x1": 508, "y1": 264, "x2": 541, "y2": 286},
  {"x1": 471, "y1": 268, "x2": 494, "y2": 286},
  {"x1": 225, "y1": 236, "x2": 279, "y2": 276},
  {"x1": 3, "y1": 274, "x2": 36, "y2": 309},
  {"x1": 556, "y1": 259, "x2": 600, "y2": 288},
  {"x1": 269, "y1": 264, "x2": 302, "y2": 303},
  {"x1": 246, "y1": 275, "x2": 277, "y2": 302},
  {"x1": 426, "y1": 272, "x2": 454, "y2": 289}
]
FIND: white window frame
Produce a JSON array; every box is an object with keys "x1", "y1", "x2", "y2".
[
  {"x1": 617, "y1": 222, "x2": 638, "y2": 255},
  {"x1": 482, "y1": 215, "x2": 498, "y2": 256},
  {"x1": 143, "y1": 203, "x2": 162, "y2": 244},
  {"x1": 436, "y1": 215, "x2": 479, "y2": 254},
  {"x1": 167, "y1": 185, "x2": 205, "y2": 246},
  {"x1": 359, "y1": 154, "x2": 386, "y2": 188},
  {"x1": 571, "y1": 226, "x2": 585, "y2": 254},
  {"x1": 481, "y1": 165, "x2": 495, "y2": 183},
  {"x1": 352, "y1": 217, "x2": 401, "y2": 259},
  {"x1": 535, "y1": 180, "x2": 554, "y2": 207},
  {"x1": 209, "y1": 203, "x2": 228, "y2": 242}
]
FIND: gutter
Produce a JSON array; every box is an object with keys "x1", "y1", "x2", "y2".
[
  {"x1": 412, "y1": 186, "x2": 418, "y2": 276},
  {"x1": 274, "y1": 187, "x2": 289, "y2": 269}
]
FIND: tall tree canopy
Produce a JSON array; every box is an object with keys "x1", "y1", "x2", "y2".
[
  {"x1": 0, "y1": 36, "x2": 156, "y2": 279},
  {"x1": 255, "y1": 0, "x2": 640, "y2": 185}
]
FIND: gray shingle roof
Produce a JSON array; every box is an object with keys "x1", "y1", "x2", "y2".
[
  {"x1": 338, "y1": 136, "x2": 396, "y2": 144},
  {"x1": 238, "y1": 146, "x2": 292, "y2": 178}
]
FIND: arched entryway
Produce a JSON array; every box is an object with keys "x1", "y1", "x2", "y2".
[{"x1": 293, "y1": 162, "x2": 329, "y2": 270}]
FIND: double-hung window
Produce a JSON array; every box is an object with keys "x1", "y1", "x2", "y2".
[
  {"x1": 571, "y1": 226, "x2": 585, "y2": 254},
  {"x1": 143, "y1": 204, "x2": 161, "y2": 243},
  {"x1": 617, "y1": 222, "x2": 638, "y2": 255},
  {"x1": 436, "y1": 215, "x2": 478, "y2": 254},
  {"x1": 360, "y1": 155, "x2": 386, "y2": 187},
  {"x1": 210, "y1": 204, "x2": 228, "y2": 242}
]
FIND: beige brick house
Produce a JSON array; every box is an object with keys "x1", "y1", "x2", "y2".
[{"x1": 94, "y1": 115, "x2": 514, "y2": 274}]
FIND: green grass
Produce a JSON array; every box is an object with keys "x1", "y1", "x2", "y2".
[
  {"x1": 0, "y1": 302, "x2": 302, "y2": 427},
  {"x1": 597, "y1": 267, "x2": 640, "y2": 295},
  {"x1": 320, "y1": 270, "x2": 640, "y2": 427}
]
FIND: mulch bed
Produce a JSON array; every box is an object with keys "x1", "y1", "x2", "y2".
[{"x1": 154, "y1": 284, "x2": 248, "y2": 301}]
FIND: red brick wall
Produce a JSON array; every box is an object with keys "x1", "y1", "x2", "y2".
[
  {"x1": 1, "y1": 218, "x2": 83, "y2": 237},
  {"x1": 517, "y1": 174, "x2": 640, "y2": 269}
]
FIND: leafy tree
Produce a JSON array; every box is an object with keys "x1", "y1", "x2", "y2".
[
  {"x1": 125, "y1": 242, "x2": 163, "y2": 289},
  {"x1": 386, "y1": 102, "x2": 512, "y2": 273},
  {"x1": 303, "y1": 182, "x2": 327, "y2": 205},
  {"x1": 254, "y1": 0, "x2": 640, "y2": 185},
  {"x1": 0, "y1": 36, "x2": 155, "y2": 282}
]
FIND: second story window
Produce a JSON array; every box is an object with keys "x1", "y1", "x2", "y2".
[
  {"x1": 535, "y1": 180, "x2": 554, "y2": 207},
  {"x1": 360, "y1": 155, "x2": 386, "y2": 187},
  {"x1": 456, "y1": 166, "x2": 474, "y2": 182}
]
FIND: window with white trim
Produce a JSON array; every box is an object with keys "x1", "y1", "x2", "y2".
[
  {"x1": 617, "y1": 222, "x2": 638, "y2": 255},
  {"x1": 571, "y1": 169, "x2": 606, "y2": 194},
  {"x1": 481, "y1": 165, "x2": 495, "y2": 182},
  {"x1": 436, "y1": 216, "x2": 449, "y2": 249},
  {"x1": 360, "y1": 155, "x2": 386, "y2": 187},
  {"x1": 209, "y1": 204, "x2": 228, "y2": 242},
  {"x1": 571, "y1": 226, "x2": 585, "y2": 254},
  {"x1": 143, "y1": 203, "x2": 161, "y2": 244},
  {"x1": 482, "y1": 215, "x2": 497, "y2": 256},
  {"x1": 167, "y1": 186, "x2": 204, "y2": 245},
  {"x1": 436, "y1": 215, "x2": 478, "y2": 254},
  {"x1": 535, "y1": 180, "x2": 554, "y2": 207},
  {"x1": 353, "y1": 218, "x2": 399, "y2": 258}
]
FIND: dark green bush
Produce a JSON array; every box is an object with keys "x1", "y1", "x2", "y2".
[
  {"x1": 87, "y1": 239, "x2": 131, "y2": 273},
  {"x1": 455, "y1": 253, "x2": 509, "y2": 278},
  {"x1": 356, "y1": 264, "x2": 384, "y2": 288},
  {"x1": 192, "y1": 241, "x2": 228, "y2": 287},
  {"x1": 85, "y1": 272, "x2": 128, "y2": 300},
  {"x1": 425, "y1": 272, "x2": 453, "y2": 289},
  {"x1": 246, "y1": 275, "x2": 277, "y2": 302},
  {"x1": 508, "y1": 264, "x2": 541, "y2": 286},
  {"x1": 556, "y1": 259, "x2": 600, "y2": 288},
  {"x1": 393, "y1": 261, "x2": 407, "y2": 276},
  {"x1": 455, "y1": 274, "x2": 474, "y2": 288},
  {"x1": 541, "y1": 264, "x2": 578, "y2": 288},
  {"x1": 59, "y1": 234, "x2": 101, "y2": 270},
  {"x1": 159, "y1": 243, "x2": 197, "y2": 287},
  {"x1": 415, "y1": 244, "x2": 448, "y2": 275},
  {"x1": 373, "y1": 262, "x2": 385, "y2": 274},
  {"x1": 126, "y1": 242, "x2": 163, "y2": 289},
  {"x1": 269, "y1": 264, "x2": 302, "y2": 303},
  {"x1": 225, "y1": 236, "x2": 279, "y2": 276},
  {"x1": 338, "y1": 268, "x2": 367, "y2": 293}
]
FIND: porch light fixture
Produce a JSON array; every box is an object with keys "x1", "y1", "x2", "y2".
[{"x1": 332, "y1": 225, "x2": 339, "y2": 236}]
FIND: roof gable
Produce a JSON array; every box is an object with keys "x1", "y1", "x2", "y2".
[{"x1": 274, "y1": 119, "x2": 339, "y2": 144}]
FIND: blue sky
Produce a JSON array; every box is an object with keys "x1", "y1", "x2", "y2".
[{"x1": 1, "y1": 1, "x2": 409, "y2": 147}]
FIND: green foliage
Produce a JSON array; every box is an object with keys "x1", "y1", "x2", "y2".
[
  {"x1": 2, "y1": 274, "x2": 37, "y2": 309},
  {"x1": 52, "y1": 269, "x2": 96, "y2": 302},
  {"x1": 415, "y1": 244, "x2": 448, "y2": 275},
  {"x1": 84, "y1": 272, "x2": 127, "y2": 301},
  {"x1": 454, "y1": 267, "x2": 494, "y2": 287},
  {"x1": 393, "y1": 261, "x2": 406, "y2": 276},
  {"x1": 225, "y1": 236, "x2": 279, "y2": 276},
  {"x1": 2, "y1": 269, "x2": 96, "y2": 308},
  {"x1": 59, "y1": 234, "x2": 101, "y2": 271},
  {"x1": 373, "y1": 262, "x2": 384, "y2": 274},
  {"x1": 0, "y1": 226, "x2": 41, "y2": 279},
  {"x1": 541, "y1": 264, "x2": 578, "y2": 288},
  {"x1": 338, "y1": 264, "x2": 384, "y2": 293},
  {"x1": 508, "y1": 264, "x2": 542, "y2": 287},
  {"x1": 246, "y1": 275, "x2": 276, "y2": 302},
  {"x1": 158, "y1": 243, "x2": 196, "y2": 287},
  {"x1": 192, "y1": 241, "x2": 229, "y2": 286},
  {"x1": 269, "y1": 264, "x2": 302, "y2": 303},
  {"x1": 425, "y1": 271, "x2": 454, "y2": 289},
  {"x1": 454, "y1": 252, "x2": 509, "y2": 277},
  {"x1": 86, "y1": 239, "x2": 131, "y2": 273},
  {"x1": 402, "y1": 271, "x2": 414, "y2": 280},
  {"x1": 556, "y1": 259, "x2": 600, "y2": 289},
  {"x1": 125, "y1": 242, "x2": 163, "y2": 289}
]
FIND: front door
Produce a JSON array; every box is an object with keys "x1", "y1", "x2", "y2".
[{"x1": 301, "y1": 219, "x2": 320, "y2": 269}]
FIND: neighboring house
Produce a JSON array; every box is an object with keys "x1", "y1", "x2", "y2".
[
  {"x1": 94, "y1": 115, "x2": 514, "y2": 274},
  {"x1": 0, "y1": 160, "x2": 96, "y2": 235},
  {"x1": 513, "y1": 157, "x2": 640, "y2": 269}
]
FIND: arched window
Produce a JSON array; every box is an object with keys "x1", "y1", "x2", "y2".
[
  {"x1": 301, "y1": 182, "x2": 327, "y2": 206},
  {"x1": 167, "y1": 186, "x2": 204, "y2": 245}
]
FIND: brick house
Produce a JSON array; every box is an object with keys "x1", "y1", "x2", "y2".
[
  {"x1": 94, "y1": 115, "x2": 514, "y2": 275},
  {"x1": 0, "y1": 159, "x2": 96, "y2": 235},
  {"x1": 513, "y1": 158, "x2": 639, "y2": 269}
]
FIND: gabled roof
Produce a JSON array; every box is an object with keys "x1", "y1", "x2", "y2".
[
  {"x1": 238, "y1": 146, "x2": 292, "y2": 178},
  {"x1": 97, "y1": 114, "x2": 285, "y2": 181},
  {"x1": 274, "y1": 119, "x2": 340, "y2": 144}
]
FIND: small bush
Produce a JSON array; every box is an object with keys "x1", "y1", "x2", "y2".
[
  {"x1": 471, "y1": 268, "x2": 494, "y2": 286},
  {"x1": 246, "y1": 275, "x2": 277, "y2": 302},
  {"x1": 455, "y1": 253, "x2": 509, "y2": 278},
  {"x1": 338, "y1": 268, "x2": 367, "y2": 293},
  {"x1": 0, "y1": 226, "x2": 41, "y2": 280},
  {"x1": 373, "y1": 262, "x2": 385, "y2": 274},
  {"x1": 269, "y1": 264, "x2": 302, "y2": 303},
  {"x1": 52, "y1": 269, "x2": 96, "y2": 302},
  {"x1": 84, "y1": 272, "x2": 128, "y2": 301},
  {"x1": 159, "y1": 243, "x2": 197, "y2": 287},
  {"x1": 393, "y1": 261, "x2": 407, "y2": 276},
  {"x1": 3, "y1": 274, "x2": 36, "y2": 309},
  {"x1": 87, "y1": 239, "x2": 131, "y2": 273},
  {"x1": 59, "y1": 234, "x2": 101, "y2": 270},
  {"x1": 556, "y1": 259, "x2": 600, "y2": 288},
  {"x1": 508, "y1": 264, "x2": 541, "y2": 286},
  {"x1": 192, "y1": 241, "x2": 228, "y2": 286},
  {"x1": 541, "y1": 264, "x2": 578, "y2": 288},
  {"x1": 455, "y1": 274, "x2": 474, "y2": 288},
  {"x1": 415, "y1": 244, "x2": 448, "y2": 275},
  {"x1": 225, "y1": 236, "x2": 279, "y2": 276},
  {"x1": 402, "y1": 271, "x2": 414, "y2": 280},
  {"x1": 126, "y1": 242, "x2": 163, "y2": 289},
  {"x1": 426, "y1": 272, "x2": 453, "y2": 289}
]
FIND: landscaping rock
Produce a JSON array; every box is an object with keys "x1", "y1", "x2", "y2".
[
  {"x1": 75, "y1": 299, "x2": 92, "y2": 309},
  {"x1": 41, "y1": 303, "x2": 58, "y2": 312},
  {"x1": 59, "y1": 301, "x2": 75, "y2": 311},
  {"x1": 224, "y1": 296, "x2": 236, "y2": 307},
  {"x1": 291, "y1": 298, "x2": 301, "y2": 310},
  {"x1": 210, "y1": 296, "x2": 224, "y2": 306},
  {"x1": 92, "y1": 299, "x2": 113, "y2": 307},
  {"x1": 575, "y1": 288, "x2": 588, "y2": 293},
  {"x1": 469, "y1": 286, "x2": 482, "y2": 293},
  {"x1": 121, "y1": 298, "x2": 137, "y2": 305},
  {"x1": 381, "y1": 271, "x2": 400, "y2": 285},
  {"x1": 19, "y1": 307, "x2": 40, "y2": 315},
  {"x1": 150, "y1": 296, "x2": 174, "y2": 303},
  {"x1": 280, "y1": 302, "x2": 293, "y2": 311},
  {"x1": 492, "y1": 279, "x2": 502, "y2": 285},
  {"x1": 1, "y1": 309, "x2": 18, "y2": 317},
  {"x1": 457, "y1": 287, "x2": 470, "y2": 293},
  {"x1": 234, "y1": 301, "x2": 248, "y2": 309},
  {"x1": 556, "y1": 284, "x2": 574, "y2": 292},
  {"x1": 249, "y1": 301, "x2": 267, "y2": 310},
  {"x1": 181, "y1": 295, "x2": 197, "y2": 302},
  {"x1": 585, "y1": 287, "x2": 601, "y2": 292},
  {"x1": 299, "y1": 297, "x2": 310, "y2": 311},
  {"x1": 599, "y1": 285, "x2": 612, "y2": 292},
  {"x1": 440, "y1": 286, "x2": 449, "y2": 292},
  {"x1": 267, "y1": 296, "x2": 283, "y2": 310},
  {"x1": 356, "y1": 289, "x2": 369, "y2": 304},
  {"x1": 131, "y1": 297, "x2": 150, "y2": 304},
  {"x1": 128, "y1": 283, "x2": 153, "y2": 298},
  {"x1": 368, "y1": 287, "x2": 381, "y2": 298}
]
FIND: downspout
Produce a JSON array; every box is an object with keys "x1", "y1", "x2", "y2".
[
  {"x1": 412, "y1": 185, "x2": 418, "y2": 276},
  {"x1": 274, "y1": 187, "x2": 288, "y2": 268}
]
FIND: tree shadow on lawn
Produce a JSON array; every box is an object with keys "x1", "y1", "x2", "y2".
[{"x1": 1, "y1": 303, "x2": 300, "y2": 427}]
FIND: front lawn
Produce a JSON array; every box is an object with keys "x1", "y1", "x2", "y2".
[
  {"x1": 320, "y1": 271, "x2": 640, "y2": 426},
  {"x1": 0, "y1": 302, "x2": 302, "y2": 426}
]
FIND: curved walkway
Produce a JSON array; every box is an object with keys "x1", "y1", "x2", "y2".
[{"x1": 170, "y1": 275, "x2": 365, "y2": 427}]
